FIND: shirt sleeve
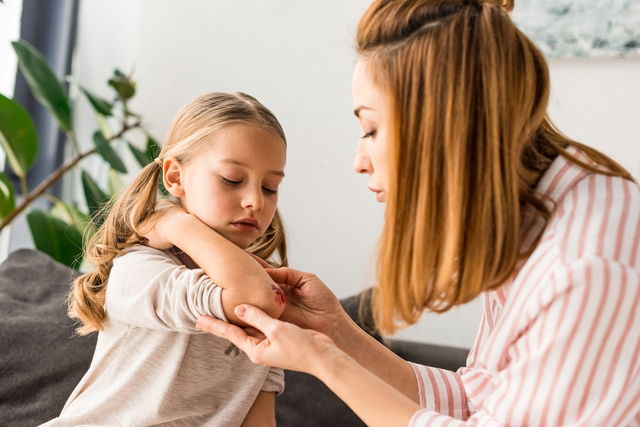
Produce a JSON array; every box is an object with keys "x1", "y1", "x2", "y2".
[
  {"x1": 262, "y1": 367, "x2": 285, "y2": 395},
  {"x1": 104, "y1": 246, "x2": 227, "y2": 332},
  {"x1": 409, "y1": 257, "x2": 640, "y2": 426}
]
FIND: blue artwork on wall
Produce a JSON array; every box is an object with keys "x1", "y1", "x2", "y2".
[{"x1": 511, "y1": 0, "x2": 640, "y2": 58}]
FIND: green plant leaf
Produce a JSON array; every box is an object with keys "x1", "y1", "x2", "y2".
[
  {"x1": 93, "y1": 131, "x2": 127, "y2": 173},
  {"x1": 50, "y1": 200, "x2": 93, "y2": 238},
  {"x1": 0, "y1": 172, "x2": 16, "y2": 219},
  {"x1": 108, "y1": 168, "x2": 124, "y2": 195},
  {"x1": 146, "y1": 135, "x2": 161, "y2": 159},
  {"x1": 12, "y1": 40, "x2": 73, "y2": 132},
  {"x1": 81, "y1": 170, "x2": 110, "y2": 221},
  {"x1": 108, "y1": 69, "x2": 136, "y2": 101},
  {"x1": 80, "y1": 86, "x2": 113, "y2": 116},
  {"x1": 27, "y1": 208, "x2": 84, "y2": 269},
  {"x1": 128, "y1": 141, "x2": 150, "y2": 167},
  {"x1": 0, "y1": 94, "x2": 38, "y2": 177}
]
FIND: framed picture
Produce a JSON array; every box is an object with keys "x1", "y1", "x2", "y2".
[{"x1": 511, "y1": 0, "x2": 640, "y2": 58}]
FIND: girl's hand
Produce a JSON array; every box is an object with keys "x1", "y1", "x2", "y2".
[
  {"x1": 138, "y1": 206, "x2": 189, "y2": 250},
  {"x1": 196, "y1": 305, "x2": 339, "y2": 375},
  {"x1": 264, "y1": 267, "x2": 349, "y2": 339}
]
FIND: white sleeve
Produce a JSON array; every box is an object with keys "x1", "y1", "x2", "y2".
[{"x1": 104, "y1": 246, "x2": 227, "y2": 333}]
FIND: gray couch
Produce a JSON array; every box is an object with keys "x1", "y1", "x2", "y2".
[{"x1": 0, "y1": 249, "x2": 468, "y2": 426}]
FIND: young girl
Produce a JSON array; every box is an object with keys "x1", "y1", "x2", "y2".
[{"x1": 43, "y1": 92, "x2": 289, "y2": 426}]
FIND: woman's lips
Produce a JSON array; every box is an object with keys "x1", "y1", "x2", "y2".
[{"x1": 368, "y1": 186, "x2": 384, "y2": 202}]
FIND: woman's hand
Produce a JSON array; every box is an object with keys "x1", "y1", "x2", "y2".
[
  {"x1": 138, "y1": 205, "x2": 189, "y2": 250},
  {"x1": 196, "y1": 305, "x2": 340, "y2": 375},
  {"x1": 264, "y1": 267, "x2": 349, "y2": 339}
]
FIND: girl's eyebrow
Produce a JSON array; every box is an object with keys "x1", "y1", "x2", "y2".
[{"x1": 220, "y1": 158, "x2": 285, "y2": 177}]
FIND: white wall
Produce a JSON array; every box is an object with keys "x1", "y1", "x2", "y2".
[{"x1": 72, "y1": 1, "x2": 640, "y2": 348}]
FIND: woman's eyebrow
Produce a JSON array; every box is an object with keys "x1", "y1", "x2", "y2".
[
  {"x1": 221, "y1": 158, "x2": 285, "y2": 177},
  {"x1": 353, "y1": 106, "x2": 374, "y2": 117}
]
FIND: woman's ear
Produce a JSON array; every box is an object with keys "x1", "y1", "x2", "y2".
[{"x1": 163, "y1": 157, "x2": 186, "y2": 197}]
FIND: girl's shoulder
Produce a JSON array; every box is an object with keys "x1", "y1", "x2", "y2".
[{"x1": 112, "y1": 245, "x2": 183, "y2": 273}]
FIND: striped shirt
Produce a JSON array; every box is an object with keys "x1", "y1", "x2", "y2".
[{"x1": 410, "y1": 151, "x2": 640, "y2": 426}]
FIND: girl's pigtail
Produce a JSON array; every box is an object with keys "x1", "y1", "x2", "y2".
[{"x1": 69, "y1": 161, "x2": 163, "y2": 335}]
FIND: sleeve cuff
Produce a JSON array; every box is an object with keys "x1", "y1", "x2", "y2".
[
  {"x1": 207, "y1": 283, "x2": 227, "y2": 322},
  {"x1": 262, "y1": 367, "x2": 285, "y2": 395}
]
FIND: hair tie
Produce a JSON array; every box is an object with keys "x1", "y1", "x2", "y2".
[{"x1": 154, "y1": 157, "x2": 162, "y2": 167}]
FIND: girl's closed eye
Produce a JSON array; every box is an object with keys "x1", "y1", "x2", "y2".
[
  {"x1": 221, "y1": 176, "x2": 242, "y2": 186},
  {"x1": 262, "y1": 186, "x2": 278, "y2": 195}
]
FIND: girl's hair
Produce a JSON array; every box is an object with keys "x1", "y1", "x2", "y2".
[
  {"x1": 357, "y1": 0, "x2": 635, "y2": 333},
  {"x1": 70, "y1": 92, "x2": 288, "y2": 335}
]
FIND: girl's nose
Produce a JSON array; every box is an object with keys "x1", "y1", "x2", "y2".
[
  {"x1": 353, "y1": 140, "x2": 373, "y2": 174},
  {"x1": 241, "y1": 186, "x2": 264, "y2": 211}
]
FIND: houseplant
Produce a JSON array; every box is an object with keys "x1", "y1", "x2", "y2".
[{"x1": 0, "y1": 40, "x2": 160, "y2": 269}]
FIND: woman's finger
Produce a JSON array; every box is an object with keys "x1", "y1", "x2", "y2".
[
  {"x1": 234, "y1": 305, "x2": 280, "y2": 335},
  {"x1": 265, "y1": 267, "x2": 304, "y2": 287},
  {"x1": 196, "y1": 315, "x2": 256, "y2": 350}
]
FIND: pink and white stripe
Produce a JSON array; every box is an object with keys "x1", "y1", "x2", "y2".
[{"x1": 410, "y1": 153, "x2": 640, "y2": 426}]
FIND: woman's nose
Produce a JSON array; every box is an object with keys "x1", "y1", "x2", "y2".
[{"x1": 353, "y1": 140, "x2": 373, "y2": 174}]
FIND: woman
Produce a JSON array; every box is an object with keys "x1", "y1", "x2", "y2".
[{"x1": 196, "y1": 0, "x2": 640, "y2": 425}]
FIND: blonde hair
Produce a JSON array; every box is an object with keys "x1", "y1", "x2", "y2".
[
  {"x1": 70, "y1": 92, "x2": 288, "y2": 334},
  {"x1": 357, "y1": 0, "x2": 635, "y2": 333}
]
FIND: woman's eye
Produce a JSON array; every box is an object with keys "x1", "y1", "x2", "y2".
[
  {"x1": 361, "y1": 130, "x2": 377, "y2": 139},
  {"x1": 221, "y1": 177, "x2": 242, "y2": 185}
]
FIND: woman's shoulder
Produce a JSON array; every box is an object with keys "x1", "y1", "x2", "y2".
[{"x1": 550, "y1": 171, "x2": 640, "y2": 268}]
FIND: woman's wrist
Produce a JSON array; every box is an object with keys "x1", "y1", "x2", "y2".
[{"x1": 328, "y1": 311, "x2": 371, "y2": 355}]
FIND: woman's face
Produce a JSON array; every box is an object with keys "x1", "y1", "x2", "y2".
[{"x1": 352, "y1": 59, "x2": 390, "y2": 203}]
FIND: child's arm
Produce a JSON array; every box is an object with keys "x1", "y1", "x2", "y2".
[
  {"x1": 141, "y1": 208, "x2": 285, "y2": 324},
  {"x1": 240, "y1": 391, "x2": 276, "y2": 427}
]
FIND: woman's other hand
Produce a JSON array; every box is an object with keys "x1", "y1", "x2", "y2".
[
  {"x1": 196, "y1": 305, "x2": 339, "y2": 375},
  {"x1": 264, "y1": 267, "x2": 350, "y2": 339}
]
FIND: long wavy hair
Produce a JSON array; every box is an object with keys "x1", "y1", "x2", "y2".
[
  {"x1": 357, "y1": 0, "x2": 635, "y2": 333},
  {"x1": 69, "y1": 92, "x2": 288, "y2": 335}
]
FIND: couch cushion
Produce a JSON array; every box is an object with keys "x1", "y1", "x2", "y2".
[{"x1": 0, "y1": 249, "x2": 97, "y2": 427}]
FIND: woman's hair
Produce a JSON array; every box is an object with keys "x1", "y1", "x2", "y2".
[
  {"x1": 69, "y1": 92, "x2": 288, "y2": 335},
  {"x1": 357, "y1": 0, "x2": 635, "y2": 333}
]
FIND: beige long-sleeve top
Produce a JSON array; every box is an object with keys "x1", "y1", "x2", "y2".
[{"x1": 43, "y1": 245, "x2": 284, "y2": 427}]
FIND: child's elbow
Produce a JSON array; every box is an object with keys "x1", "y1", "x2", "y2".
[
  {"x1": 252, "y1": 285, "x2": 286, "y2": 319},
  {"x1": 221, "y1": 286, "x2": 286, "y2": 325}
]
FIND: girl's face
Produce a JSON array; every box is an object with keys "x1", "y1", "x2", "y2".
[
  {"x1": 167, "y1": 124, "x2": 286, "y2": 249},
  {"x1": 352, "y1": 59, "x2": 390, "y2": 203}
]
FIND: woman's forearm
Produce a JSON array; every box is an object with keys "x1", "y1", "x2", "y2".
[
  {"x1": 330, "y1": 312, "x2": 420, "y2": 404},
  {"x1": 312, "y1": 348, "x2": 419, "y2": 427},
  {"x1": 167, "y1": 213, "x2": 284, "y2": 322}
]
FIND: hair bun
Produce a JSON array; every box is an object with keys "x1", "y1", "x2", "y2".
[{"x1": 480, "y1": 0, "x2": 514, "y2": 12}]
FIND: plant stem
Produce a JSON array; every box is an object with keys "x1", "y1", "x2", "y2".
[
  {"x1": 19, "y1": 177, "x2": 28, "y2": 199},
  {"x1": 69, "y1": 131, "x2": 82, "y2": 154},
  {"x1": 0, "y1": 122, "x2": 140, "y2": 232}
]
